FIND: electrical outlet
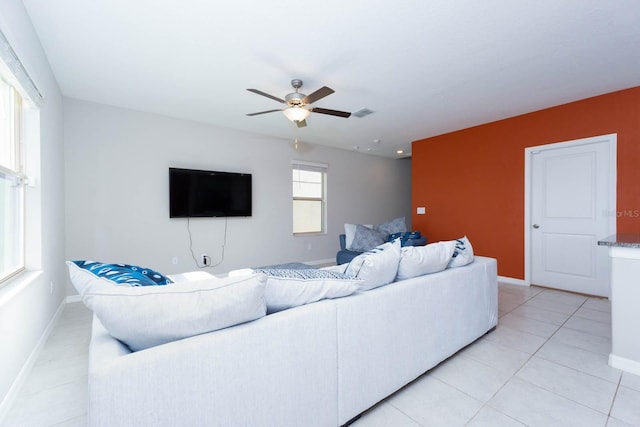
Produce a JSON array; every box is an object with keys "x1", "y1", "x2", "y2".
[
  {"x1": 202, "y1": 255, "x2": 211, "y2": 266},
  {"x1": 172, "y1": 256, "x2": 178, "y2": 265}
]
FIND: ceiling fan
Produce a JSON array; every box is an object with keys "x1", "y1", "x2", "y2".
[{"x1": 246, "y1": 79, "x2": 351, "y2": 128}]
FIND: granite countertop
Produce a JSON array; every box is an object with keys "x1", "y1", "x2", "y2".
[{"x1": 597, "y1": 234, "x2": 640, "y2": 248}]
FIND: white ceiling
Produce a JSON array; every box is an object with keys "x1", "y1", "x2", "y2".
[{"x1": 21, "y1": 0, "x2": 640, "y2": 157}]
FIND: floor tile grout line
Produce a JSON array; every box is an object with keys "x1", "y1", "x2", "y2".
[
  {"x1": 512, "y1": 373, "x2": 617, "y2": 418},
  {"x1": 498, "y1": 313, "x2": 568, "y2": 338},
  {"x1": 532, "y1": 350, "x2": 621, "y2": 385},
  {"x1": 496, "y1": 285, "x2": 540, "y2": 318},
  {"x1": 464, "y1": 402, "x2": 525, "y2": 427},
  {"x1": 506, "y1": 302, "x2": 582, "y2": 327},
  {"x1": 519, "y1": 296, "x2": 621, "y2": 384},
  {"x1": 50, "y1": 413, "x2": 87, "y2": 427},
  {"x1": 16, "y1": 374, "x2": 89, "y2": 400},
  {"x1": 386, "y1": 400, "x2": 427, "y2": 427},
  {"x1": 477, "y1": 329, "x2": 542, "y2": 422},
  {"x1": 607, "y1": 372, "x2": 623, "y2": 419},
  {"x1": 503, "y1": 296, "x2": 623, "y2": 418}
]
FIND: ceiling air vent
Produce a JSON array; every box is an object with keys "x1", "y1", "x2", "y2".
[{"x1": 352, "y1": 108, "x2": 374, "y2": 118}]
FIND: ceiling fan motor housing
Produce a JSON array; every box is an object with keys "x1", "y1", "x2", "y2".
[{"x1": 285, "y1": 92, "x2": 306, "y2": 107}]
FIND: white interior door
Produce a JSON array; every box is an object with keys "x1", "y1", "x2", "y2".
[{"x1": 530, "y1": 136, "x2": 614, "y2": 297}]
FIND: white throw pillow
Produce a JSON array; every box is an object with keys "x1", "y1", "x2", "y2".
[
  {"x1": 345, "y1": 239, "x2": 402, "y2": 291},
  {"x1": 448, "y1": 236, "x2": 475, "y2": 268},
  {"x1": 67, "y1": 261, "x2": 267, "y2": 351},
  {"x1": 396, "y1": 241, "x2": 457, "y2": 280},
  {"x1": 167, "y1": 270, "x2": 215, "y2": 283},
  {"x1": 253, "y1": 268, "x2": 361, "y2": 313}
]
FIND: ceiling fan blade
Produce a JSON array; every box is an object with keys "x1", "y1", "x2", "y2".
[
  {"x1": 310, "y1": 107, "x2": 351, "y2": 118},
  {"x1": 246, "y1": 88, "x2": 285, "y2": 104},
  {"x1": 246, "y1": 109, "x2": 281, "y2": 116},
  {"x1": 296, "y1": 119, "x2": 307, "y2": 128},
  {"x1": 303, "y1": 86, "x2": 334, "y2": 104}
]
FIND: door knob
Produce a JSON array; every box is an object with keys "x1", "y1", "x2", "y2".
[{"x1": 533, "y1": 224, "x2": 540, "y2": 229}]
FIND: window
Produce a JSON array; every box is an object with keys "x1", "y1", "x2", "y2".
[
  {"x1": 0, "y1": 77, "x2": 24, "y2": 283},
  {"x1": 292, "y1": 161, "x2": 327, "y2": 235},
  {"x1": 0, "y1": 30, "x2": 42, "y2": 287}
]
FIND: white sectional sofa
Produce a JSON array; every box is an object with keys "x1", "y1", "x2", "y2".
[{"x1": 86, "y1": 256, "x2": 498, "y2": 427}]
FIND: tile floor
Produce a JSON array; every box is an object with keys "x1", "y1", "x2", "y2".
[
  {"x1": 3, "y1": 302, "x2": 92, "y2": 427},
  {"x1": 3, "y1": 284, "x2": 640, "y2": 426}
]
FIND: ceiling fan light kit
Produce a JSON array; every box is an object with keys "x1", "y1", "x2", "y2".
[
  {"x1": 247, "y1": 79, "x2": 351, "y2": 126},
  {"x1": 282, "y1": 106, "x2": 310, "y2": 122}
]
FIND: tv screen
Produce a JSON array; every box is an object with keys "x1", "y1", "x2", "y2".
[{"x1": 169, "y1": 167, "x2": 252, "y2": 218}]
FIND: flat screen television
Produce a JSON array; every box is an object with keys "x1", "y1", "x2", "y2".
[{"x1": 169, "y1": 167, "x2": 252, "y2": 218}]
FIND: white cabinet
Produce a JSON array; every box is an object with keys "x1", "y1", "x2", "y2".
[{"x1": 599, "y1": 234, "x2": 640, "y2": 375}]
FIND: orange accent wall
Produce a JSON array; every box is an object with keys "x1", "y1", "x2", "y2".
[{"x1": 412, "y1": 86, "x2": 640, "y2": 280}]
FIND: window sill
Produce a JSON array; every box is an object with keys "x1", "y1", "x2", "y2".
[{"x1": 0, "y1": 270, "x2": 43, "y2": 307}]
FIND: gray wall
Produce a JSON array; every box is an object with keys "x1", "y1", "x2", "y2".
[
  {"x1": 64, "y1": 99, "x2": 412, "y2": 295},
  {"x1": 0, "y1": 1, "x2": 66, "y2": 415}
]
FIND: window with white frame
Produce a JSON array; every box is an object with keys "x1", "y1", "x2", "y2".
[
  {"x1": 0, "y1": 76, "x2": 25, "y2": 283},
  {"x1": 0, "y1": 28, "x2": 41, "y2": 286},
  {"x1": 292, "y1": 161, "x2": 327, "y2": 235}
]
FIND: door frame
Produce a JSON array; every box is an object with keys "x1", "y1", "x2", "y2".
[{"x1": 523, "y1": 133, "x2": 617, "y2": 286}]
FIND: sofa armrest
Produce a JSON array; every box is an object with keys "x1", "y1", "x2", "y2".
[
  {"x1": 339, "y1": 234, "x2": 347, "y2": 250},
  {"x1": 337, "y1": 249, "x2": 361, "y2": 265}
]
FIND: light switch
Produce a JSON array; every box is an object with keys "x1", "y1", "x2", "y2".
[{"x1": 417, "y1": 207, "x2": 426, "y2": 215}]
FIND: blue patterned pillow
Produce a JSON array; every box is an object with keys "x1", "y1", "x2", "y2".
[
  {"x1": 349, "y1": 224, "x2": 385, "y2": 251},
  {"x1": 254, "y1": 268, "x2": 354, "y2": 281},
  {"x1": 71, "y1": 260, "x2": 173, "y2": 286},
  {"x1": 375, "y1": 217, "x2": 407, "y2": 236},
  {"x1": 252, "y1": 267, "x2": 360, "y2": 313}
]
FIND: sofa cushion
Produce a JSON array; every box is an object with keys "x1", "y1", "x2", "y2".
[
  {"x1": 345, "y1": 239, "x2": 401, "y2": 291},
  {"x1": 448, "y1": 236, "x2": 475, "y2": 268},
  {"x1": 349, "y1": 224, "x2": 386, "y2": 252},
  {"x1": 67, "y1": 261, "x2": 267, "y2": 351},
  {"x1": 375, "y1": 216, "x2": 407, "y2": 236},
  {"x1": 396, "y1": 240, "x2": 457, "y2": 280},
  {"x1": 70, "y1": 260, "x2": 173, "y2": 286},
  {"x1": 253, "y1": 268, "x2": 361, "y2": 313}
]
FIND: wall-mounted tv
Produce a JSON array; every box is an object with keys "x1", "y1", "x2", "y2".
[{"x1": 169, "y1": 167, "x2": 252, "y2": 218}]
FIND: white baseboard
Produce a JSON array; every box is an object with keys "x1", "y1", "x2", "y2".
[
  {"x1": 609, "y1": 353, "x2": 640, "y2": 376},
  {"x1": 498, "y1": 276, "x2": 528, "y2": 286},
  {"x1": 66, "y1": 294, "x2": 81, "y2": 303},
  {"x1": 0, "y1": 299, "x2": 66, "y2": 423}
]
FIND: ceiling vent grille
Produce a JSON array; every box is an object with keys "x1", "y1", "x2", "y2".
[{"x1": 352, "y1": 108, "x2": 374, "y2": 118}]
